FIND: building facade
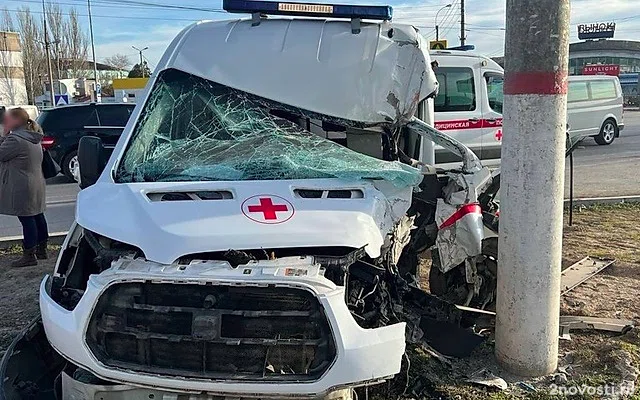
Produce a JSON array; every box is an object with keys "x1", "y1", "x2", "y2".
[
  {"x1": 569, "y1": 40, "x2": 640, "y2": 104},
  {"x1": 0, "y1": 31, "x2": 29, "y2": 106},
  {"x1": 568, "y1": 40, "x2": 640, "y2": 75}
]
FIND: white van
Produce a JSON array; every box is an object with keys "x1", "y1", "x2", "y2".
[
  {"x1": 430, "y1": 50, "x2": 504, "y2": 165},
  {"x1": 567, "y1": 75, "x2": 624, "y2": 145}
]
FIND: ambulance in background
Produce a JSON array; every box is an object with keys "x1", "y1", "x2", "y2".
[{"x1": 430, "y1": 50, "x2": 504, "y2": 166}]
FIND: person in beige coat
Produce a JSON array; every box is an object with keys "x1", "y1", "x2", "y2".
[{"x1": 0, "y1": 107, "x2": 49, "y2": 267}]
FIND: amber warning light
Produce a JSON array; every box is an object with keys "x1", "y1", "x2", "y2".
[{"x1": 222, "y1": 0, "x2": 393, "y2": 20}]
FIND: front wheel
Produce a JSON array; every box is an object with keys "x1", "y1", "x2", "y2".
[
  {"x1": 429, "y1": 237, "x2": 498, "y2": 309},
  {"x1": 594, "y1": 119, "x2": 618, "y2": 145},
  {"x1": 62, "y1": 150, "x2": 79, "y2": 182}
]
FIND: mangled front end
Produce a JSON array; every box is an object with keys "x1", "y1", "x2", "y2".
[{"x1": 41, "y1": 247, "x2": 407, "y2": 398}]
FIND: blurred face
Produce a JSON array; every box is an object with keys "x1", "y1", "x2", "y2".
[{"x1": 2, "y1": 112, "x2": 21, "y2": 133}]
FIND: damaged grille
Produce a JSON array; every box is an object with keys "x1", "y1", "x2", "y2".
[{"x1": 86, "y1": 283, "x2": 336, "y2": 381}]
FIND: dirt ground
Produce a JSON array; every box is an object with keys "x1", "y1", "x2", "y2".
[
  {"x1": 0, "y1": 246, "x2": 56, "y2": 355},
  {"x1": 0, "y1": 204, "x2": 639, "y2": 399}
]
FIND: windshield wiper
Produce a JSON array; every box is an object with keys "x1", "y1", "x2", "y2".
[{"x1": 151, "y1": 173, "x2": 217, "y2": 182}]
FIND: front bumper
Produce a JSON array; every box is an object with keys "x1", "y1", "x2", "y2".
[{"x1": 40, "y1": 257, "x2": 405, "y2": 398}]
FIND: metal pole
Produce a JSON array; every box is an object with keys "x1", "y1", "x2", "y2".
[
  {"x1": 569, "y1": 152, "x2": 574, "y2": 226},
  {"x1": 434, "y1": 4, "x2": 451, "y2": 42},
  {"x1": 132, "y1": 46, "x2": 148, "y2": 78},
  {"x1": 459, "y1": 0, "x2": 466, "y2": 46},
  {"x1": 417, "y1": 99, "x2": 435, "y2": 165},
  {"x1": 42, "y1": 0, "x2": 55, "y2": 108},
  {"x1": 87, "y1": 0, "x2": 99, "y2": 102},
  {"x1": 495, "y1": 0, "x2": 570, "y2": 377}
]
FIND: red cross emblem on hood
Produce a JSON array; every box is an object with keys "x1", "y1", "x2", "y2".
[{"x1": 241, "y1": 195, "x2": 295, "y2": 224}]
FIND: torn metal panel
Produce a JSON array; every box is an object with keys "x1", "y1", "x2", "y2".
[
  {"x1": 466, "y1": 369, "x2": 507, "y2": 391},
  {"x1": 433, "y1": 199, "x2": 484, "y2": 273},
  {"x1": 167, "y1": 19, "x2": 437, "y2": 126},
  {"x1": 559, "y1": 316, "x2": 635, "y2": 334},
  {"x1": 407, "y1": 118, "x2": 485, "y2": 174},
  {"x1": 561, "y1": 257, "x2": 615, "y2": 295}
]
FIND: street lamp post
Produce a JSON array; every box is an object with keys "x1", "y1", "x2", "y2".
[
  {"x1": 132, "y1": 46, "x2": 149, "y2": 77},
  {"x1": 435, "y1": 4, "x2": 452, "y2": 41},
  {"x1": 87, "y1": 0, "x2": 100, "y2": 102},
  {"x1": 42, "y1": 0, "x2": 56, "y2": 107}
]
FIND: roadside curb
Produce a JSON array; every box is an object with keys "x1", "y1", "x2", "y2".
[
  {"x1": 565, "y1": 195, "x2": 640, "y2": 207},
  {"x1": 0, "y1": 232, "x2": 67, "y2": 249}
]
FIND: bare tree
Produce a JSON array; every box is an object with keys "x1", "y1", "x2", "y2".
[
  {"x1": 46, "y1": 3, "x2": 64, "y2": 80},
  {"x1": 104, "y1": 53, "x2": 131, "y2": 73},
  {"x1": 60, "y1": 8, "x2": 88, "y2": 79},
  {"x1": 1, "y1": 5, "x2": 90, "y2": 104},
  {"x1": 14, "y1": 7, "x2": 44, "y2": 104},
  {"x1": 1, "y1": 8, "x2": 14, "y2": 31}
]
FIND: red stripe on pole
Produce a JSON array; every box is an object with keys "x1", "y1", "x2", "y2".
[{"x1": 504, "y1": 71, "x2": 568, "y2": 95}]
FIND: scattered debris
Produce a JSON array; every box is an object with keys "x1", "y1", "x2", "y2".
[
  {"x1": 517, "y1": 381, "x2": 536, "y2": 393},
  {"x1": 420, "y1": 343, "x2": 453, "y2": 367},
  {"x1": 561, "y1": 256, "x2": 615, "y2": 295},
  {"x1": 553, "y1": 372, "x2": 568, "y2": 385},
  {"x1": 559, "y1": 316, "x2": 635, "y2": 335},
  {"x1": 466, "y1": 369, "x2": 507, "y2": 391},
  {"x1": 420, "y1": 317, "x2": 485, "y2": 358}
]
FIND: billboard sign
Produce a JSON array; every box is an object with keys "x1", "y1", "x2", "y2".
[
  {"x1": 578, "y1": 22, "x2": 615, "y2": 40},
  {"x1": 582, "y1": 64, "x2": 620, "y2": 76}
]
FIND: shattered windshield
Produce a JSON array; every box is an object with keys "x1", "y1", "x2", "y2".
[{"x1": 115, "y1": 69, "x2": 423, "y2": 188}]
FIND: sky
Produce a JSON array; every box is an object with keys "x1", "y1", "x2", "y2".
[{"x1": 4, "y1": 0, "x2": 640, "y2": 70}]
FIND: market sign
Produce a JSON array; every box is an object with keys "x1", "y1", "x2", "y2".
[
  {"x1": 582, "y1": 64, "x2": 620, "y2": 76},
  {"x1": 578, "y1": 22, "x2": 615, "y2": 40}
]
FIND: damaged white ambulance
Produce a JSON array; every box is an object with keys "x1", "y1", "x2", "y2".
[{"x1": 1, "y1": 1, "x2": 500, "y2": 399}]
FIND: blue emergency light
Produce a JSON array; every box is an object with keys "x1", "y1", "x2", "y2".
[{"x1": 222, "y1": 0, "x2": 393, "y2": 21}]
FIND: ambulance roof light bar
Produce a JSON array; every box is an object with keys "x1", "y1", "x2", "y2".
[{"x1": 222, "y1": 0, "x2": 393, "y2": 22}]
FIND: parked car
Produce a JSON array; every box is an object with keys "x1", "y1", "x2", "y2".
[
  {"x1": 36, "y1": 103, "x2": 135, "y2": 180},
  {"x1": 567, "y1": 75, "x2": 624, "y2": 145}
]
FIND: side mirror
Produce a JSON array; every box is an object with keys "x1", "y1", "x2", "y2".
[{"x1": 78, "y1": 136, "x2": 106, "y2": 189}]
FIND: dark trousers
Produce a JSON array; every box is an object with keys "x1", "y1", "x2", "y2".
[{"x1": 17, "y1": 213, "x2": 49, "y2": 249}]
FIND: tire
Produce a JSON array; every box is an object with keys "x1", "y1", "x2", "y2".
[
  {"x1": 594, "y1": 119, "x2": 618, "y2": 145},
  {"x1": 62, "y1": 150, "x2": 79, "y2": 182}
]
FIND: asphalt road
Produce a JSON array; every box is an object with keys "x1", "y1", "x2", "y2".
[
  {"x1": 0, "y1": 176, "x2": 78, "y2": 239},
  {"x1": 1, "y1": 113, "x2": 639, "y2": 239},
  {"x1": 565, "y1": 109, "x2": 640, "y2": 198}
]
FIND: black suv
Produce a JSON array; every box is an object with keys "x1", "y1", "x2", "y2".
[{"x1": 37, "y1": 103, "x2": 135, "y2": 181}]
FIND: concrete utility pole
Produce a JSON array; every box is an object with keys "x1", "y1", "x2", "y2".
[
  {"x1": 459, "y1": 0, "x2": 466, "y2": 46},
  {"x1": 132, "y1": 46, "x2": 149, "y2": 77},
  {"x1": 42, "y1": 0, "x2": 55, "y2": 108},
  {"x1": 495, "y1": 0, "x2": 570, "y2": 377}
]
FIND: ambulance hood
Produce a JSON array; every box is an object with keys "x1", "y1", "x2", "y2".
[
  {"x1": 157, "y1": 17, "x2": 437, "y2": 125},
  {"x1": 76, "y1": 179, "x2": 413, "y2": 264}
]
